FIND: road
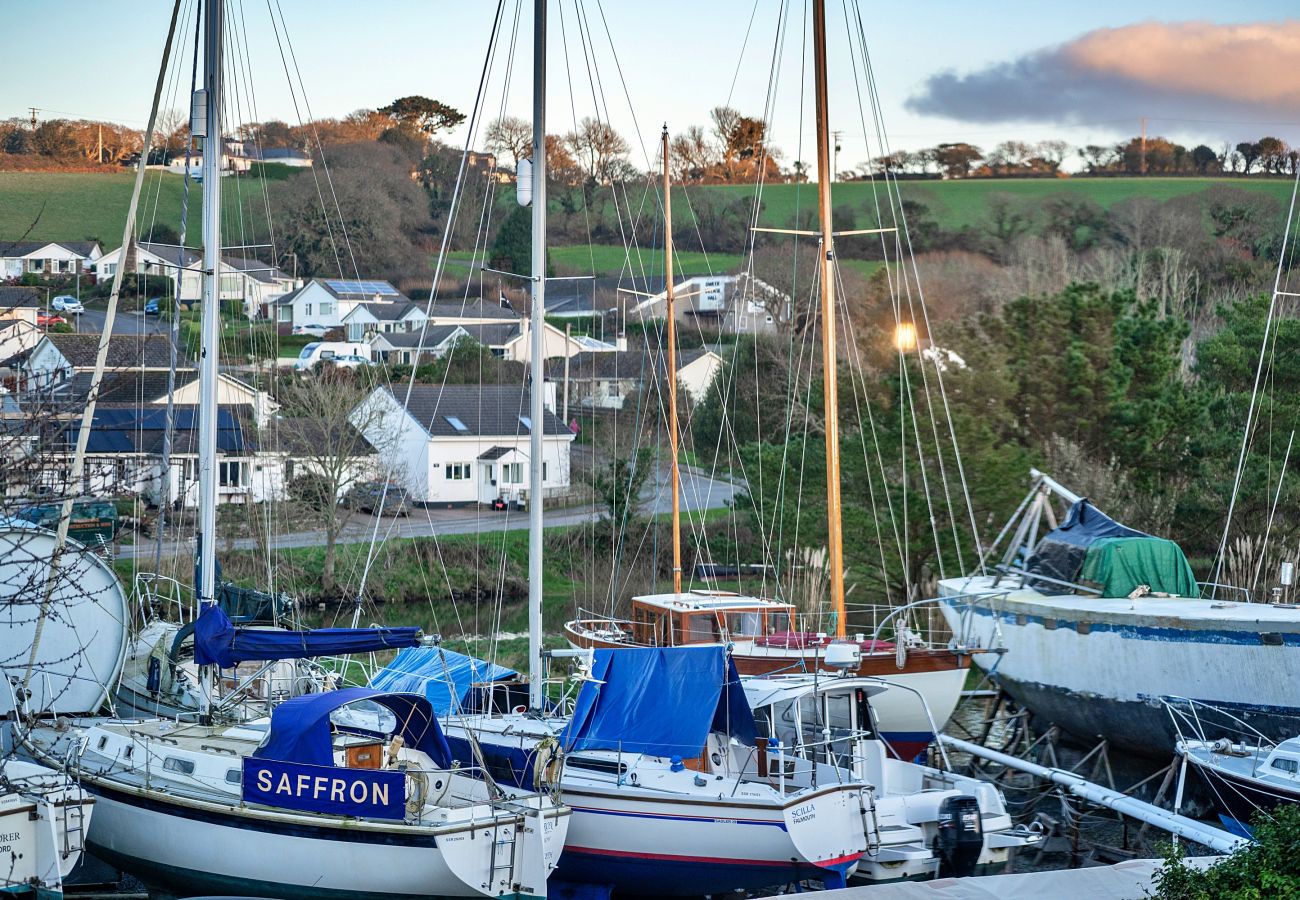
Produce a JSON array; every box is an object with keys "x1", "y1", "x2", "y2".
[
  {"x1": 75, "y1": 307, "x2": 166, "y2": 336},
  {"x1": 117, "y1": 466, "x2": 745, "y2": 559}
]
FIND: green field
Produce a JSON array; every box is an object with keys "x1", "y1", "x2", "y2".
[
  {"x1": 0, "y1": 171, "x2": 274, "y2": 247},
  {"x1": 5, "y1": 171, "x2": 1294, "y2": 260}
]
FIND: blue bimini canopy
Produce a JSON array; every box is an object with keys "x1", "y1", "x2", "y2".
[
  {"x1": 369, "y1": 647, "x2": 517, "y2": 715},
  {"x1": 1025, "y1": 499, "x2": 1149, "y2": 587},
  {"x1": 253, "y1": 687, "x2": 452, "y2": 769},
  {"x1": 560, "y1": 646, "x2": 756, "y2": 758},
  {"x1": 193, "y1": 604, "x2": 421, "y2": 669}
]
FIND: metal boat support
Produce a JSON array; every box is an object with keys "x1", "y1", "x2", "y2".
[{"x1": 939, "y1": 735, "x2": 1246, "y2": 854}]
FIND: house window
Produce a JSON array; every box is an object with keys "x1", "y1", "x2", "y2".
[
  {"x1": 305, "y1": 303, "x2": 312, "y2": 316},
  {"x1": 219, "y1": 461, "x2": 247, "y2": 487},
  {"x1": 277, "y1": 306, "x2": 291, "y2": 322},
  {"x1": 346, "y1": 324, "x2": 363, "y2": 341},
  {"x1": 445, "y1": 463, "x2": 471, "y2": 480},
  {"x1": 30, "y1": 259, "x2": 44, "y2": 272},
  {"x1": 502, "y1": 462, "x2": 523, "y2": 484},
  {"x1": 320, "y1": 303, "x2": 332, "y2": 316},
  {"x1": 542, "y1": 461, "x2": 548, "y2": 483}
]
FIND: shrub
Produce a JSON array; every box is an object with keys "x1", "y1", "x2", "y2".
[{"x1": 1152, "y1": 804, "x2": 1300, "y2": 899}]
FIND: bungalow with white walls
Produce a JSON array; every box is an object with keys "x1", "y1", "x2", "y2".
[
  {"x1": 92, "y1": 242, "x2": 295, "y2": 316},
  {"x1": 425, "y1": 298, "x2": 520, "y2": 327},
  {"x1": 22, "y1": 333, "x2": 180, "y2": 393},
  {"x1": 0, "y1": 241, "x2": 102, "y2": 280},
  {"x1": 368, "y1": 325, "x2": 471, "y2": 366},
  {"x1": 545, "y1": 344, "x2": 723, "y2": 412},
  {"x1": 352, "y1": 384, "x2": 573, "y2": 506},
  {"x1": 273, "y1": 278, "x2": 405, "y2": 333},
  {"x1": 341, "y1": 301, "x2": 429, "y2": 341},
  {"x1": 631, "y1": 273, "x2": 790, "y2": 334},
  {"x1": 0, "y1": 286, "x2": 42, "y2": 327}
]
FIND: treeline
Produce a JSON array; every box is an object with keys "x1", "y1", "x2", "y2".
[
  {"x1": 864, "y1": 135, "x2": 1300, "y2": 180},
  {"x1": 0, "y1": 117, "x2": 142, "y2": 170}
]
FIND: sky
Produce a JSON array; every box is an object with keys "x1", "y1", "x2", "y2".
[{"x1": 3, "y1": 1, "x2": 1299, "y2": 175}]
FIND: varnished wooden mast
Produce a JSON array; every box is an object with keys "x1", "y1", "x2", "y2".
[
  {"x1": 812, "y1": 0, "x2": 846, "y2": 637},
  {"x1": 663, "y1": 125, "x2": 683, "y2": 594}
]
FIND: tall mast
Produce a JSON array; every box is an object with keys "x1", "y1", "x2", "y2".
[
  {"x1": 812, "y1": 0, "x2": 846, "y2": 638},
  {"x1": 527, "y1": 0, "x2": 547, "y2": 710},
  {"x1": 196, "y1": 0, "x2": 223, "y2": 715},
  {"x1": 662, "y1": 126, "x2": 682, "y2": 594}
]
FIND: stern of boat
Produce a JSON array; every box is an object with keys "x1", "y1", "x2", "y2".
[
  {"x1": 780, "y1": 784, "x2": 869, "y2": 889},
  {"x1": 439, "y1": 798, "x2": 569, "y2": 899}
]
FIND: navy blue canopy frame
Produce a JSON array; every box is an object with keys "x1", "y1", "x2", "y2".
[
  {"x1": 254, "y1": 686, "x2": 453, "y2": 769},
  {"x1": 193, "y1": 603, "x2": 421, "y2": 669},
  {"x1": 560, "y1": 646, "x2": 757, "y2": 758}
]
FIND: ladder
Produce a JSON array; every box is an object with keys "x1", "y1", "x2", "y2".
[{"x1": 488, "y1": 816, "x2": 519, "y2": 891}]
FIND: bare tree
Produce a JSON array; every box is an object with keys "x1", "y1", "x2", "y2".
[
  {"x1": 274, "y1": 370, "x2": 397, "y2": 595},
  {"x1": 564, "y1": 117, "x2": 631, "y2": 186},
  {"x1": 484, "y1": 115, "x2": 532, "y2": 168}
]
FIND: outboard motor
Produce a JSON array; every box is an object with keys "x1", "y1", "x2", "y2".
[{"x1": 935, "y1": 795, "x2": 983, "y2": 877}]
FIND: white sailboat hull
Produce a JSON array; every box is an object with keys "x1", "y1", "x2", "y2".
[
  {"x1": 0, "y1": 760, "x2": 94, "y2": 896},
  {"x1": 940, "y1": 575, "x2": 1300, "y2": 756},
  {"x1": 77, "y1": 778, "x2": 559, "y2": 900}
]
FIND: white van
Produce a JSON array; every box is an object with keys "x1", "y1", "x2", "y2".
[{"x1": 293, "y1": 342, "x2": 373, "y2": 372}]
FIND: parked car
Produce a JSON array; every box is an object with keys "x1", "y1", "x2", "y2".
[
  {"x1": 51, "y1": 295, "x2": 84, "y2": 313},
  {"x1": 293, "y1": 342, "x2": 372, "y2": 372},
  {"x1": 292, "y1": 324, "x2": 330, "y2": 337},
  {"x1": 143, "y1": 298, "x2": 161, "y2": 315},
  {"x1": 36, "y1": 311, "x2": 67, "y2": 328},
  {"x1": 342, "y1": 482, "x2": 410, "y2": 516},
  {"x1": 330, "y1": 354, "x2": 372, "y2": 369},
  {"x1": 14, "y1": 499, "x2": 118, "y2": 544}
]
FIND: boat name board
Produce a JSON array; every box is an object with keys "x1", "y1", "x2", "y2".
[{"x1": 242, "y1": 758, "x2": 405, "y2": 820}]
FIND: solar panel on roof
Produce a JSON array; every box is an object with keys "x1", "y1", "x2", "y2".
[{"x1": 324, "y1": 279, "x2": 399, "y2": 296}]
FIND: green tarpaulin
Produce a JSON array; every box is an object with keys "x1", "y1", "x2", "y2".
[{"x1": 1079, "y1": 536, "x2": 1198, "y2": 598}]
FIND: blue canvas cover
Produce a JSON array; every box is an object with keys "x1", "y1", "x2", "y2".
[
  {"x1": 560, "y1": 646, "x2": 756, "y2": 758},
  {"x1": 253, "y1": 686, "x2": 452, "y2": 768},
  {"x1": 369, "y1": 646, "x2": 517, "y2": 715},
  {"x1": 193, "y1": 603, "x2": 421, "y2": 669},
  {"x1": 1024, "y1": 499, "x2": 1150, "y2": 587}
]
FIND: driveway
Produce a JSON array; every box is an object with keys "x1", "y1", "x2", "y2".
[
  {"x1": 116, "y1": 465, "x2": 745, "y2": 559},
  {"x1": 76, "y1": 307, "x2": 166, "y2": 336}
]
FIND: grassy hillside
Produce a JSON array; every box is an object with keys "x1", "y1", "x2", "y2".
[
  {"x1": 4, "y1": 171, "x2": 1292, "y2": 259},
  {"x1": 0, "y1": 170, "x2": 277, "y2": 247}
]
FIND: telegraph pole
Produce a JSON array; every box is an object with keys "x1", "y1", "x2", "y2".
[
  {"x1": 29, "y1": 107, "x2": 38, "y2": 130},
  {"x1": 1140, "y1": 117, "x2": 1148, "y2": 175},
  {"x1": 832, "y1": 130, "x2": 843, "y2": 182}
]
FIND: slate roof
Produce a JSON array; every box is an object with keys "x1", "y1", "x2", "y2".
[
  {"x1": 457, "y1": 323, "x2": 521, "y2": 347},
  {"x1": 389, "y1": 385, "x2": 571, "y2": 438},
  {"x1": 261, "y1": 417, "x2": 374, "y2": 454},
  {"x1": 44, "y1": 333, "x2": 183, "y2": 369},
  {"x1": 426, "y1": 299, "x2": 519, "y2": 321},
  {"x1": 372, "y1": 325, "x2": 465, "y2": 349},
  {"x1": 0, "y1": 240, "x2": 100, "y2": 258},
  {"x1": 0, "y1": 286, "x2": 42, "y2": 309},
  {"x1": 477, "y1": 445, "x2": 516, "y2": 461},
  {"x1": 347, "y1": 301, "x2": 424, "y2": 322},
  {"x1": 544, "y1": 347, "x2": 710, "y2": 380},
  {"x1": 68, "y1": 369, "x2": 198, "y2": 403}
]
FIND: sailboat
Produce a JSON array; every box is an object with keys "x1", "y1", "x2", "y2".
[
  {"x1": 18, "y1": 4, "x2": 571, "y2": 896},
  {"x1": 563, "y1": 1, "x2": 968, "y2": 759},
  {"x1": 436, "y1": 3, "x2": 873, "y2": 894}
]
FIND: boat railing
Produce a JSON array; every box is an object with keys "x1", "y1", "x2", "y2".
[
  {"x1": 133, "y1": 572, "x2": 198, "y2": 626},
  {"x1": 1196, "y1": 582, "x2": 1255, "y2": 603},
  {"x1": 1162, "y1": 695, "x2": 1275, "y2": 753}
]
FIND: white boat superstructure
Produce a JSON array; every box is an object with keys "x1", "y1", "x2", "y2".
[
  {"x1": 0, "y1": 759, "x2": 95, "y2": 898},
  {"x1": 20, "y1": 690, "x2": 569, "y2": 899},
  {"x1": 741, "y1": 674, "x2": 1041, "y2": 882},
  {"x1": 443, "y1": 709, "x2": 868, "y2": 895}
]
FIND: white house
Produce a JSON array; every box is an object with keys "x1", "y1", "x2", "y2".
[
  {"x1": 0, "y1": 241, "x2": 102, "y2": 280},
  {"x1": 0, "y1": 286, "x2": 42, "y2": 327},
  {"x1": 368, "y1": 325, "x2": 470, "y2": 366},
  {"x1": 274, "y1": 278, "x2": 405, "y2": 332},
  {"x1": 22, "y1": 333, "x2": 179, "y2": 393},
  {"x1": 426, "y1": 298, "x2": 520, "y2": 327},
  {"x1": 632, "y1": 273, "x2": 790, "y2": 334},
  {"x1": 353, "y1": 384, "x2": 574, "y2": 506},
  {"x1": 92, "y1": 242, "x2": 296, "y2": 316},
  {"x1": 0, "y1": 320, "x2": 42, "y2": 378},
  {"x1": 546, "y1": 345, "x2": 723, "y2": 412},
  {"x1": 341, "y1": 301, "x2": 429, "y2": 342}
]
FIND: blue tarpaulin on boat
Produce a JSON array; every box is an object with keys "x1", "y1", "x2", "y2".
[
  {"x1": 192, "y1": 603, "x2": 421, "y2": 669},
  {"x1": 1025, "y1": 499, "x2": 1149, "y2": 587},
  {"x1": 253, "y1": 686, "x2": 452, "y2": 768},
  {"x1": 368, "y1": 647, "x2": 517, "y2": 715},
  {"x1": 560, "y1": 646, "x2": 756, "y2": 757}
]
